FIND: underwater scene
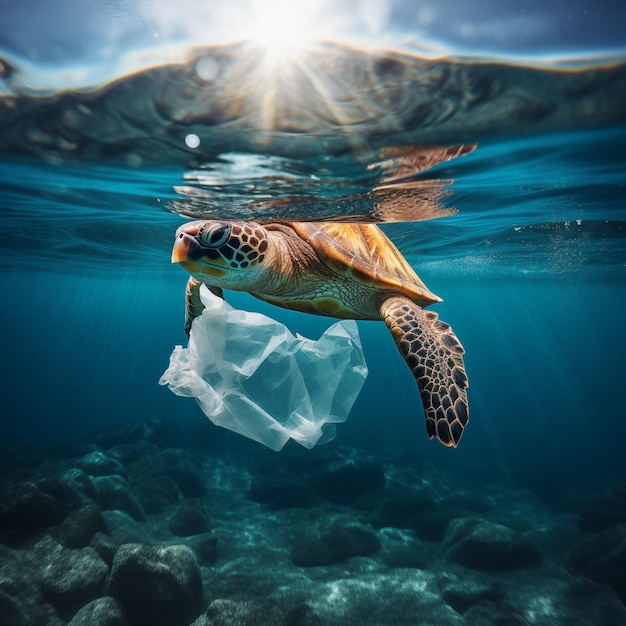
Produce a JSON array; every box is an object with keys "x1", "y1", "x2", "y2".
[{"x1": 1, "y1": 1, "x2": 626, "y2": 625}]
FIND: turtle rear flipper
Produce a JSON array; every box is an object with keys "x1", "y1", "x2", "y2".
[
  {"x1": 381, "y1": 296, "x2": 469, "y2": 447},
  {"x1": 184, "y1": 276, "x2": 224, "y2": 336}
]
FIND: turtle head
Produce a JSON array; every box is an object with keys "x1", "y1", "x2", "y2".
[{"x1": 172, "y1": 220, "x2": 270, "y2": 288}]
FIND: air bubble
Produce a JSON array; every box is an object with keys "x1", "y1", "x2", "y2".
[
  {"x1": 195, "y1": 57, "x2": 220, "y2": 82},
  {"x1": 185, "y1": 134, "x2": 200, "y2": 149}
]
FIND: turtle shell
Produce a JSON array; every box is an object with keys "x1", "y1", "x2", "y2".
[{"x1": 287, "y1": 222, "x2": 442, "y2": 307}]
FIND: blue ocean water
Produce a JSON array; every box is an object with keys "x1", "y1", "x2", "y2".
[
  {"x1": 1, "y1": 127, "x2": 624, "y2": 474},
  {"x1": 1, "y1": 3, "x2": 626, "y2": 624}
]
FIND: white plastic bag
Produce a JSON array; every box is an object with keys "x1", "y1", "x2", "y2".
[{"x1": 159, "y1": 286, "x2": 368, "y2": 451}]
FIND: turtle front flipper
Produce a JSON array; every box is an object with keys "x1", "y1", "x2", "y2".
[
  {"x1": 184, "y1": 276, "x2": 224, "y2": 336},
  {"x1": 381, "y1": 295, "x2": 469, "y2": 447}
]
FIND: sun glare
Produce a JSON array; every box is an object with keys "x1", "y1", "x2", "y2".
[{"x1": 241, "y1": 0, "x2": 332, "y2": 60}]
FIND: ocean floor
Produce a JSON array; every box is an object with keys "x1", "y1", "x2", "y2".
[{"x1": 1, "y1": 417, "x2": 625, "y2": 626}]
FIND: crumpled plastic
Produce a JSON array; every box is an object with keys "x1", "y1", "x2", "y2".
[{"x1": 159, "y1": 286, "x2": 368, "y2": 451}]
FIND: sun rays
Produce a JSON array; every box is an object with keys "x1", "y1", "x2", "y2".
[{"x1": 227, "y1": 39, "x2": 402, "y2": 154}]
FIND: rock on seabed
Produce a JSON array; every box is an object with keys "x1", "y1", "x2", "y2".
[{"x1": 108, "y1": 543, "x2": 203, "y2": 626}]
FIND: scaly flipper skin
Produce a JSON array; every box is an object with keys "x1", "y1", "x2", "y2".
[
  {"x1": 381, "y1": 295, "x2": 469, "y2": 446},
  {"x1": 184, "y1": 276, "x2": 223, "y2": 336}
]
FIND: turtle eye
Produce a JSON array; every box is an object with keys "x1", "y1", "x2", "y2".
[{"x1": 202, "y1": 224, "x2": 231, "y2": 248}]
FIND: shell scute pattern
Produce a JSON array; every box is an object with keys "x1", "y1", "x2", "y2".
[{"x1": 287, "y1": 222, "x2": 441, "y2": 307}]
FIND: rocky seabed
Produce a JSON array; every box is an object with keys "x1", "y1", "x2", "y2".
[{"x1": 1, "y1": 418, "x2": 625, "y2": 626}]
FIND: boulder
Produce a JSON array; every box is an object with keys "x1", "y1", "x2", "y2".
[
  {"x1": 0, "y1": 476, "x2": 82, "y2": 531},
  {"x1": 0, "y1": 542, "x2": 64, "y2": 626},
  {"x1": 442, "y1": 517, "x2": 543, "y2": 571},
  {"x1": 169, "y1": 499, "x2": 212, "y2": 536},
  {"x1": 132, "y1": 474, "x2": 182, "y2": 514},
  {"x1": 55, "y1": 502, "x2": 107, "y2": 549},
  {"x1": 291, "y1": 515, "x2": 380, "y2": 566},
  {"x1": 41, "y1": 542, "x2": 109, "y2": 621},
  {"x1": 108, "y1": 543, "x2": 203, "y2": 626},
  {"x1": 76, "y1": 451, "x2": 127, "y2": 479},
  {"x1": 90, "y1": 531, "x2": 120, "y2": 566},
  {"x1": 94, "y1": 475, "x2": 145, "y2": 521},
  {"x1": 439, "y1": 576, "x2": 503, "y2": 614},
  {"x1": 160, "y1": 449, "x2": 206, "y2": 498},
  {"x1": 129, "y1": 448, "x2": 205, "y2": 499},
  {"x1": 68, "y1": 597, "x2": 129, "y2": 626},
  {"x1": 61, "y1": 468, "x2": 100, "y2": 502},
  {"x1": 109, "y1": 441, "x2": 162, "y2": 468},
  {"x1": 102, "y1": 510, "x2": 151, "y2": 546}
]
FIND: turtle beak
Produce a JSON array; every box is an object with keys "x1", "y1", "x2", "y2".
[{"x1": 172, "y1": 223, "x2": 201, "y2": 264}]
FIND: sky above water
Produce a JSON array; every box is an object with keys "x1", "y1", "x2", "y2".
[{"x1": 1, "y1": 0, "x2": 625, "y2": 69}]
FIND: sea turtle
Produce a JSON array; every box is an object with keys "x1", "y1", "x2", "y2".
[{"x1": 171, "y1": 220, "x2": 469, "y2": 447}]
